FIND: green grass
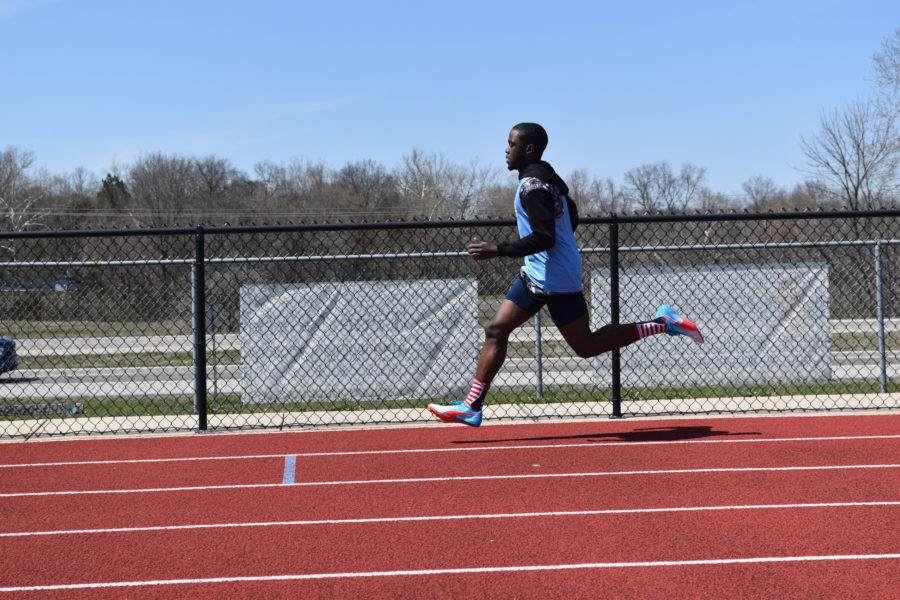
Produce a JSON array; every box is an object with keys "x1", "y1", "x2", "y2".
[
  {"x1": 1, "y1": 320, "x2": 199, "y2": 339},
  {"x1": 26, "y1": 350, "x2": 240, "y2": 370},
  {"x1": 832, "y1": 331, "x2": 900, "y2": 352},
  {"x1": 18, "y1": 331, "x2": 895, "y2": 371},
  {"x1": 508, "y1": 335, "x2": 895, "y2": 359}
]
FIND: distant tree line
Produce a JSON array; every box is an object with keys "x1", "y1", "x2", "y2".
[{"x1": 1, "y1": 29, "x2": 898, "y2": 239}]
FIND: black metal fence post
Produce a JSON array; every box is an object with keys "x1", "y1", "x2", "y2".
[
  {"x1": 609, "y1": 216, "x2": 622, "y2": 418},
  {"x1": 875, "y1": 241, "x2": 888, "y2": 393},
  {"x1": 193, "y1": 225, "x2": 208, "y2": 431}
]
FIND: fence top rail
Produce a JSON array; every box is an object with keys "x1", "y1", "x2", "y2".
[
  {"x1": 0, "y1": 209, "x2": 897, "y2": 240},
  {"x1": 587, "y1": 208, "x2": 900, "y2": 224}
]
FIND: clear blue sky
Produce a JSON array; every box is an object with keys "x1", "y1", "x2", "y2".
[{"x1": 2, "y1": 0, "x2": 897, "y2": 197}]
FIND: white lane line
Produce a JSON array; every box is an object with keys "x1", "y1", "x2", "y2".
[
  {"x1": 2, "y1": 464, "x2": 898, "y2": 498},
  {"x1": 2, "y1": 435, "x2": 898, "y2": 468},
  {"x1": 2, "y1": 501, "x2": 898, "y2": 538},
  {"x1": 2, "y1": 554, "x2": 899, "y2": 592}
]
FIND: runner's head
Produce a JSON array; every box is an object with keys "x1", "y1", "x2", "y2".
[{"x1": 506, "y1": 123, "x2": 547, "y2": 171}]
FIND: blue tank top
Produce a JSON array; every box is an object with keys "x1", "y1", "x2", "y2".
[{"x1": 515, "y1": 177, "x2": 583, "y2": 294}]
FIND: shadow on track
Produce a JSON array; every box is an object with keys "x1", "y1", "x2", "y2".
[{"x1": 451, "y1": 425, "x2": 761, "y2": 444}]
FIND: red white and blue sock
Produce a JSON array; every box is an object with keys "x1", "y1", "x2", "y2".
[
  {"x1": 634, "y1": 318, "x2": 667, "y2": 340},
  {"x1": 465, "y1": 379, "x2": 488, "y2": 412}
]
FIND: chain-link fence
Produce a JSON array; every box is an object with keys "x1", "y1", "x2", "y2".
[{"x1": 1, "y1": 210, "x2": 897, "y2": 438}]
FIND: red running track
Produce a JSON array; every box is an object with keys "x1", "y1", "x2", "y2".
[{"x1": 0, "y1": 413, "x2": 898, "y2": 599}]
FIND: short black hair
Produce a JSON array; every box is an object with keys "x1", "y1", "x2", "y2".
[{"x1": 512, "y1": 122, "x2": 548, "y2": 155}]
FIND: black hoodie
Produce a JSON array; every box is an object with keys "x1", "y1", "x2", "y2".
[{"x1": 496, "y1": 161, "x2": 579, "y2": 258}]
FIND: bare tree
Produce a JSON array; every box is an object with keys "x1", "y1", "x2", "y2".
[
  {"x1": 194, "y1": 155, "x2": 238, "y2": 203},
  {"x1": 441, "y1": 160, "x2": 498, "y2": 220},
  {"x1": 741, "y1": 175, "x2": 780, "y2": 211},
  {"x1": 567, "y1": 170, "x2": 591, "y2": 204},
  {"x1": 298, "y1": 161, "x2": 330, "y2": 206},
  {"x1": 476, "y1": 177, "x2": 518, "y2": 217},
  {"x1": 397, "y1": 150, "x2": 495, "y2": 219},
  {"x1": 251, "y1": 158, "x2": 343, "y2": 219},
  {"x1": 0, "y1": 147, "x2": 50, "y2": 241},
  {"x1": 788, "y1": 181, "x2": 837, "y2": 211},
  {"x1": 873, "y1": 27, "x2": 900, "y2": 108},
  {"x1": 623, "y1": 163, "x2": 660, "y2": 212},
  {"x1": 41, "y1": 167, "x2": 104, "y2": 228},
  {"x1": 396, "y1": 149, "x2": 444, "y2": 219},
  {"x1": 667, "y1": 163, "x2": 706, "y2": 211},
  {"x1": 624, "y1": 161, "x2": 706, "y2": 212},
  {"x1": 126, "y1": 153, "x2": 199, "y2": 227},
  {"x1": 696, "y1": 188, "x2": 738, "y2": 213},
  {"x1": 253, "y1": 160, "x2": 292, "y2": 203},
  {"x1": 800, "y1": 100, "x2": 900, "y2": 209},
  {"x1": 596, "y1": 177, "x2": 628, "y2": 214},
  {"x1": 336, "y1": 159, "x2": 401, "y2": 217},
  {"x1": 568, "y1": 169, "x2": 627, "y2": 215}
]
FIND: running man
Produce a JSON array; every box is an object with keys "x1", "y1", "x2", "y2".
[{"x1": 427, "y1": 123, "x2": 704, "y2": 426}]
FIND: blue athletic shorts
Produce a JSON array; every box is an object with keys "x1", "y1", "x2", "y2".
[{"x1": 504, "y1": 273, "x2": 588, "y2": 327}]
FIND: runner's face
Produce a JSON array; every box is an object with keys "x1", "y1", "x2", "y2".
[{"x1": 505, "y1": 129, "x2": 532, "y2": 171}]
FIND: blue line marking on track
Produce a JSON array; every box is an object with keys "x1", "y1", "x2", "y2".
[{"x1": 282, "y1": 455, "x2": 296, "y2": 484}]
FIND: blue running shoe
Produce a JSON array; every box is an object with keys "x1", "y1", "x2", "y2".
[
  {"x1": 654, "y1": 305, "x2": 705, "y2": 344},
  {"x1": 427, "y1": 400, "x2": 483, "y2": 427}
]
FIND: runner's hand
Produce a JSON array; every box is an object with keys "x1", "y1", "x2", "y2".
[{"x1": 466, "y1": 237, "x2": 499, "y2": 261}]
